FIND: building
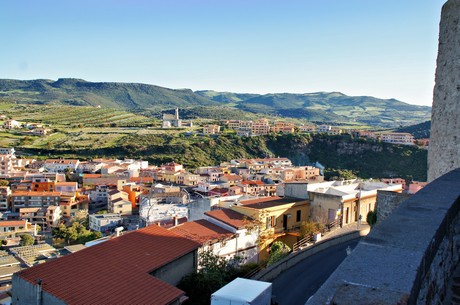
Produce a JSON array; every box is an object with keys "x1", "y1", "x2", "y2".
[
  {"x1": 0, "y1": 186, "x2": 11, "y2": 211},
  {"x1": 89, "y1": 213, "x2": 122, "y2": 233},
  {"x1": 12, "y1": 224, "x2": 200, "y2": 305},
  {"x1": 0, "y1": 220, "x2": 36, "y2": 246},
  {"x1": 11, "y1": 191, "x2": 60, "y2": 213},
  {"x1": 162, "y1": 108, "x2": 182, "y2": 128},
  {"x1": 19, "y1": 206, "x2": 62, "y2": 230},
  {"x1": 231, "y1": 196, "x2": 310, "y2": 259},
  {"x1": 306, "y1": 180, "x2": 403, "y2": 226},
  {"x1": 203, "y1": 124, "x2": 221, "y2": 135},
  {"x1": 299, "y1": 125, "x2": 317, "y2": 133},
  {"x1": 0, "y1": 148, "x2": 15, "y2": 156},
  {"x1": 0, "y1": 154, "x2": 15, "y2": 177},
  {"x1": 378, "y1": 132, "x2": 415, "y2": 145},
  {"x1": 44, "y1": 159, "x2": 80, "y2": 173},
  {"x1": 3, "y1": 119, "x2": 20, "y2": 129},
  {"x1": 204, "y1": 208, "x2": 259, "y2": 264}
]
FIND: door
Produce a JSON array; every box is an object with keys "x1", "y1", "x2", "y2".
[{"x1": 283, "y1": 214, "x2": 288, "y2": 231}]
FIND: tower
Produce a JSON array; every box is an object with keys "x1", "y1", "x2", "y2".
[{"x1": 428, "y1": 0, "x2": 460, "y2": 181}]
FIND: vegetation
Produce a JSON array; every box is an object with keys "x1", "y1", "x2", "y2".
[
  {"x1": 299, "y1": 220, "x2": 324, "y2": 239},
  {"x1": 178, "y1": 250, "x2": 240, "y2": 305},
  {"x1": 267, "y1": 241, "x2": 291, "y2": 266},
  {"x1": 367, "y1": 211, "x2": 377, "y2": 227},
  {"x1": 53, "y1": 220, "x2": 102, "y2": 245},
  {"x1": 396, "y1": 120, "x2": 431, "y2": 139},
  {"x1": 20, "y1": 234, "x2": 35, "y2": 246},
  {"x1": 0, "y1": 78, "x2": 430, "y2": 127}
]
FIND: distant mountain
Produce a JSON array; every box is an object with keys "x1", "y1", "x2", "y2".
[
  {"x1": 196, "y1": 90, "x2": 431, "y2": 127},
  {"x1": 0, "y1": 79, "x2": 431, "y2": 127},
  {"x1": 0, "y1": 78, "x2": 216, "y2": 110}
]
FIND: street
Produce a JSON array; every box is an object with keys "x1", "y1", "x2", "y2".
[{"x1": 271, "y1": 239, "x2": 361, "y2": 305}]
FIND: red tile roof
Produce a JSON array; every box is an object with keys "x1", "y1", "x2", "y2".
[
  {"x1": 169, "y1": 219, "x2": 233, "y2": 244},
  {"x1": 241, "y1": 180, "x2": 265, "y2": 186},
  {"x1": 205, "y1": 209, "x2": 252, "y2": 229},
  {"x1": 16, "y1": 224, "x2": 200, "y2": 305},
  {"x1": 0, "y1": 220, "x2": 26, "y2": 227},
  {"x1": 129, "y1": 176, "x2": 154, "y2": 183}
]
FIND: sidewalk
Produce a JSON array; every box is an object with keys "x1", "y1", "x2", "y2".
[{"x1": 321, "y1": 221, "x2": 370, "y2": 241}]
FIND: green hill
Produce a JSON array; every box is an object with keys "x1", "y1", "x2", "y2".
[
  {"x1": 396, "y1": 120, "x2": 431, "y2": 139},
  {"x1": 0, "y1": 79, "x2": 431, "y2": 127}
]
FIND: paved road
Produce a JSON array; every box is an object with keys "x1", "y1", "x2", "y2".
[{"x1": 271, "y1": 239, "x2": 360, "y2": 305}]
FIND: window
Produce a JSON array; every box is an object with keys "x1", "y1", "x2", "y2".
[
  {"x1": 296, "y1": 210, "x2": 301, "y2": 222},
  {"x1": 266, "y1": 216, "x2": 276, "y2": 229}
]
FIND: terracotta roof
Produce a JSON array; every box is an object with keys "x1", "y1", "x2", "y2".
[
  {"x1": 129, "y1": 176, "x2": 154, "y2": 183},
  {"x1": 16, "y1": 224, "x2": 200, "y2": 305},
  {"x1": 205, "y1": 208, "x2": 251, "y2": 229},
  {"x1": 221, "y1": 174, "x2": 243, "y2": 181},
  {"x1": 12, "y1": 191, "x2": 61, "y2": 197},
  {"x1": 82, "y1": 174, "x2": 101, "y2": 178},
  {"x1": 169, "y1": 219, "x2": 233, "y2": 244},
  {"x1": 240, "y1": 196, "x2": 307, "y2": 209},
  {"x1": 0, "y1": 220, "x2": 26, "y2": 227},
  {"x1": 241, "y1": 180, "x2": 265, "y2": 186}
]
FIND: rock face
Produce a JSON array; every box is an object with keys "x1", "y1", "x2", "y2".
[{"x1": 428, "y1": 0, "x2": 460, "y2": 181}]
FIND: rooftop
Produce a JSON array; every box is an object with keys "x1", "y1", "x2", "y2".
[
  {"x1": 169, "y1": 219, "x2": 234, "y2": 244},
  {"x1": 16, "y1": 224, "x2": 200, "y2": 305},
  {"x1": 239, "y1": 196, "x2": 307, "y2": 209},
  {"x1": 205, "y1": 208, "x2": 251, "y2": 229}
]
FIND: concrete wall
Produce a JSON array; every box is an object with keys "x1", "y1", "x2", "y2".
[
  {"x1": 376, "y1": 190, "x2": 412, "y2": 223},
  {"x1": 12, "y1": 275, "x2": 65, "y2": 305},
  {"x1": 428, "y1": 0, "x2": 460, "y2": 181},
  {"x1": 306, "y1": 168, "x2": 460, "y2": 305},
  {"x1": 151, "y1": 250, "x2": 197, "y2": 286}
]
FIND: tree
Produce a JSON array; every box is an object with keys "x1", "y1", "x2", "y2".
[
  {"x1": 367, "y1": 210, "x2": 377, "y2": 227},
  {"x1": 20, "y1": 234, "x2": 35, "y2": 246},
  {"x1": 178, "y1": 250, "x2": 238, "y2": 305},
  {"x1": 267, "y1": 241, "x2": 291, "y2": 266}
]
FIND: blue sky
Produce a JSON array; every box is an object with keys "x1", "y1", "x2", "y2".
[{"x1": 0, "y1": 0, "x2": 446, "y2": 106}]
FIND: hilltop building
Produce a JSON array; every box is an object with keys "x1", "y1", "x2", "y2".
[{"x1": 162, "y1": 108, "x2": 182, "y2": 128}]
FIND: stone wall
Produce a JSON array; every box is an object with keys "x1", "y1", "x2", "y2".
[
  {"x1": 306, "y1": 168, "x2": 460, "y2": 305},
  {"x1": 375, "y1": 190, "x2": 412, "y2": 224},
  {"x1": 428, "y1": 0, "x2": 460, "y2": 182}
]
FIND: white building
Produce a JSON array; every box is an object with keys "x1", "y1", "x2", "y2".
[
  {"x1": 89, "y1": 213, "x2": 122, "y2": 233},
  {"x1": 379, "y1": 132, "x2": 415, "y2": 145}
]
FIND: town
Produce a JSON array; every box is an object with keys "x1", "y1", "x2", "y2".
[{"x1": 0, "y1": 146, "x2": 428, "y2": 304}]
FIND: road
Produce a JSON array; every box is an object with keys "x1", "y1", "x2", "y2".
[{"x1": 271, "y1": 239, "x2": 360, "y2": 305}]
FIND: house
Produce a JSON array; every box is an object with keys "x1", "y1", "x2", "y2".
[
  {"x1": 407, "y1": 181, "x2": 428, "y2": 194},
  {"x1": 19, "y1": 206, "x2": 62, "y2": 230},
  {"x1": 59, "y1": 193, "x2": 89, "y2": 218},
  {"x1": 306, "y1": 180, "x2": 403, "y2": 226},
  {"x1": 382, "y1": 178, "x2": 407, "y2": 190},
  {"x1": 89, "y1": 213, "x2": 122, "y2": 233},
  {"x1": 231, "y1": 196, "x2": 310, "y2": 259},
  {"x1": 12, "y1": 224, "x2": 200, "y2": 305},
  {"x1": 204, "y1": 208, "x2": 259, "y2": 264},
  {"x1": 44, "y1": 159, "x2": 80, "y2": 173},
  {"x1": 0, "y1": 220, "x2": 36, "y2": 246},
  {"x1": 169, "y1": 219, "x2": 236, "y2": 261},
  {"x1": 203, "y1": 124, "x2": 221, "y2": 135},
  {"x1": 3, "y1": 119, "x2": 21, "y2": 129},
  {"x1": 219, "y1": 174, "x2": 243, "y2": 187},
  {"x1": 299, "y1": 125, "x2": 317, "y2": 133}
]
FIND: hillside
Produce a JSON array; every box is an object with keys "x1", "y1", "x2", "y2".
[
  {"x1": 396, "y1": 120, "x2": 431, "y2": 139},
  {"x1": 0, "y1": 79, "x2": 431, "y2": 127},
  {"x1": 197, "y1": 90, "x2": 431, "y2": 127},
  {"x1": 16, "y1": 132, "x2": 427, "y2": 181}
]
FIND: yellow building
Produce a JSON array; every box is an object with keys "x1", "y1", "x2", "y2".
[{"x1": 232, "y1": 196, "x2": 310, "y2": 260}]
